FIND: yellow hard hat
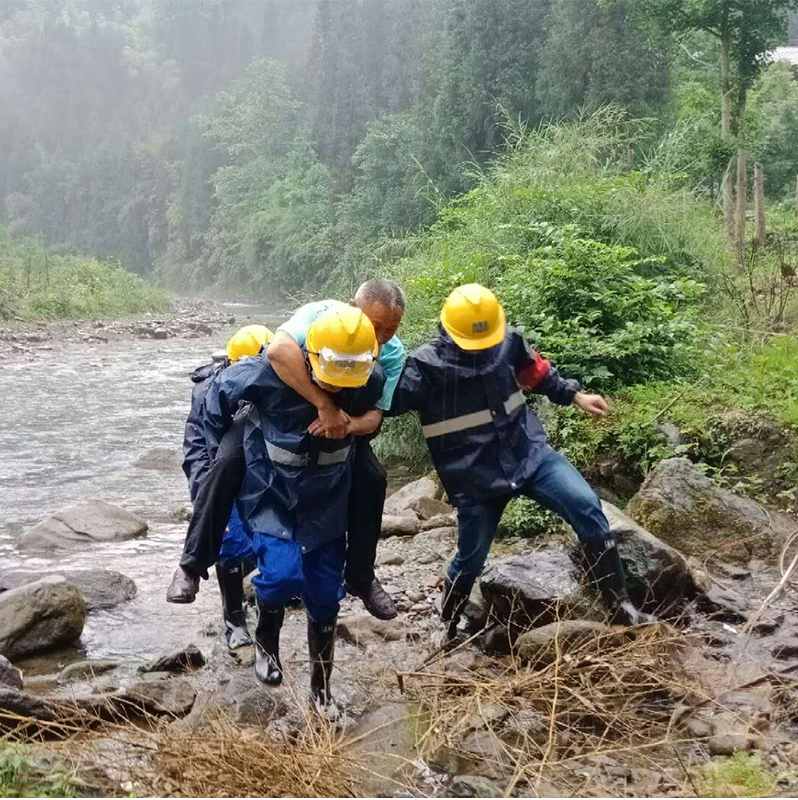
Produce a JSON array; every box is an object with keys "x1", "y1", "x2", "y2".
[
  {"x1": 306, "y1": 306, "x2": 378, "y2": 388},
  {"x1": 440, "y1": 283, "x2": 506, "y2": 350},
  {"x1": 226, "y1": 324, "x2": 274, "y2": 363}
]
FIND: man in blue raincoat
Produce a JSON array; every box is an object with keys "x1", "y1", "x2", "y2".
[
  {"x1": 202, "y1": 305, "x2": 384, "y2": 715},
  {"x1": 389, "y1": 284, "x2": 653, "y2": 642}
]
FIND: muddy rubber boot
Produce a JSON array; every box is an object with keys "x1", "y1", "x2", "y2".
[
  {"x1": 436, "y1": 577, "x2": 471, "y2": 647},
  {"x1": 308, "y1": 616, "x2": 339, "y2": 719},
  {"x1": 166, "y1": 566, "x2": 200, "y2": 604},
  {"x1": 584, "y1": 537, "x2": 657, "y2": 627},
  {"x1": 216, "y1": 562, "x2": 252, "y2": 649},
  {"x1": 253, "y1": 599, "x2": 284, "y2": 685}
]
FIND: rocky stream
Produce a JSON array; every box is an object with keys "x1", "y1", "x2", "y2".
[{"x1": 2, "y1": 303, "x2": 798, "y2": 797}]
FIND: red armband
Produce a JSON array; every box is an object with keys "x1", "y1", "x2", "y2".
[{"x1": 517, "y1": 353, "x2": 551, "y2": 391}]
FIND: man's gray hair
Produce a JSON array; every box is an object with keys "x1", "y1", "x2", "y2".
[{"x1": 354, "y1": 278, "x2": 406, "y2": 311}]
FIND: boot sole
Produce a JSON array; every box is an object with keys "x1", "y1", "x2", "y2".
[{"x1": 166, "y1": 594, "x2": 197, "y2": 604}]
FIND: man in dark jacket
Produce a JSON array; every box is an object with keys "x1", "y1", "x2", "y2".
[
  {"x1": 180, "y1": 324, "x2": 273, "y2": 648},
  {"x1": 389, "y1": 284, "x2": 651, "y2": 640},
  {"x1": 202, "y1": 306, "x2": 384, "y2": 716}
]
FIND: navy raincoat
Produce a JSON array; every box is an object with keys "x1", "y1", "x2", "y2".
[
  {"x1": 182, "y1": 361, "x2": 225, "y2": 501},
  {"x1": 202, "y1": 354, "x2": 384, "y2": 553},
  {"x1": 388, "y1": 326, "x2": 580, "y2": 507}
]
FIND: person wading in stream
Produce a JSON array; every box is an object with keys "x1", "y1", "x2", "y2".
[
  {"x1": 201, "y1": 306, "x2": 384, "y2": 716},
  {"x1": 388, "y1": 284, "x2": 654, "y2": 642},
  {"x1": 166, "y1": 278, "x2": 406, "y2": 621},
  {"x1": 181, "y1": 324, "x2": 274, "y2": 650}
]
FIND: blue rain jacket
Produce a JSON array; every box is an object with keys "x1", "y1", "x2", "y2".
[
  {"x1": 388, "y1": 326, "x2": 580, "y2": 508},
  {"x1": 202, "y1": 354, "x2": 385, "y2": 553},
  {"x1": 182, "y1": 361, "x2": 225, "y2": 501}
]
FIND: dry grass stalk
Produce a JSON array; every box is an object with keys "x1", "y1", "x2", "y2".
[{"x1": 399, "y1": 622, "x2": 704, "y2": 795}]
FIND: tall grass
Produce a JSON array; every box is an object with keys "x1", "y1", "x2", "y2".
[{"x1": 0, "y1": 246, "x2": 169, "y2": 320}]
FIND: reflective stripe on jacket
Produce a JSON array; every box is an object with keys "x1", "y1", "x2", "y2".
[
  {"x1": 202, "y1": 354, "x2": 385, "y2": 552},
  {"x1": 389, "y1": 326, "x2": 580, "y2": 507},
  {"x1": 182, "y1": 361, "x2": 224, "y2": 501}
]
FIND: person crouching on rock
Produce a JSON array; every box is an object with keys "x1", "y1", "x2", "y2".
[
  {"x1": 201, "y1": 306, "x2": 385, "y2": 716},
  {"x1": 387, "y1": 284, "x2": 654, "y2": 643},
  {"x1": 178, "y1": 324, "x2": 273, "y2": 649}
]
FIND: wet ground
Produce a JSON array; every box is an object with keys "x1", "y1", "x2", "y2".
[{"x1": 0, "y1": 301, "x2": 287, "y2": 676}]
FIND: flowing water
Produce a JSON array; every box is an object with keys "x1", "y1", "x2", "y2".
[{"x1": 0, "y1": 302, "x2": 284, "y2": 677}]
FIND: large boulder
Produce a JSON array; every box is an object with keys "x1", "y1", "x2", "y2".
[
  {"x1": 600, "y1": 502, "x2": 700, "y2": 612},
  {"x1": 19, "y1": 500, "x2": 148, "y2": 551},
  {"x1": 627, "y1": 458, "x2": 772, "y2": 561},
  {"x1": 0, "y1": 577, "x2": 86, "y2": 660},
  {"x1": 383, "y1": 476, "x2": 442, "y2": 517},
  {"x1": 0, "y1": 569, "x2": 136, "y2": 610},
  {"x1": 479, "y1": 546, "x2": 598, "y2": 635}
]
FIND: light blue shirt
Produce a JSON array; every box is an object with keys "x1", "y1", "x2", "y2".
[{"x1": 278, "y1": 299, "x2": 406, "y2": 412}]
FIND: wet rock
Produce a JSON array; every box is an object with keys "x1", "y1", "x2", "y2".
[
  {"x1": 0, "y1": 688, "x2": 59, "y2": 726},
  {"x1": 515, "y1": 620, "x2": 620, "y2": 666},
  {"x1": 19, "y1": 500, "x2": 148, "y2": 551},
  {"x1": 697, "y1": 586, "x2": 749, "y2": 624},
  {"x1": 230, "y1": 686, "x2": 288, "y2": 726},
  {"x1": 479, "y1": 546, "x2": 597, "y2": 635},
  {"x1": 151, "y1": 327, "x2": 169, "y2": 340},
  {"x1": 58, "y1": 660, "x2": 119, "y2": 683},
  {"x1": 337, "y1": 615, "x2": 404, "y2": 647},
  {"x1": 384, "y1": 476, "x2": 442, "y2": 517},
  {"x1": 771, "y1": 641, "x2": 798, "y2": 660},
  {"x1": 627, "y1": 458, "x2": 772, "y2": 561},
  {"x1": 0, "y1": 577, "x2": 86, "y2": 660},
  {"x1": 421, "y1": 512, "x2": 457, "y2": 531},
  {"x1": 462, "y1": 583, "x2": 489, "y2": 633},
  {"x1": 658, "y1": 423, "x2": 686, "y2": 449},
  {"x1": 599, "y1": 502, "x2": 699, "y2": 612},
  {"x1": 139, "y1": 644, "x2": 205, "y2": 674},
  {"x1": 377, "y1": 552, "x2": 405, "y2": 567},
  {"x1": 380, "y1": 515, "x2": 420, "y2": 538},
  {"x1": 0, "y1": 655, "x2": 22, "y2": 690},
  {"x1": 408, "y1": 496, "x2": 453, "y2": 521},
  {"x1": 119, "y1": 678, "x2": 195, "y2": 717},
  {"x1": 481, "y1": 625, "x2": 514, "y2": 655},
  {"x1": 134, "y1": 448, "x2": 182, "y2": 471},
  {"x1": 709, "y1": 733, "x2": 757, "y2": 755},
  {"x1": 0, "y1": 569, "x2": 136, "y2": 610},
  {"x1": 447, "y1": 775, "x2": 503, "y2": 798},
  {"x1": 683, "y1": 717, "x2": 715, "y2": 738},
  {"x1": 171, "y1": 503, "x2": 194, "y2": 523}
]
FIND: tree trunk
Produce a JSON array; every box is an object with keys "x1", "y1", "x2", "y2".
[
  {"x1": 754, "y1": 163, "x2": 765, "y2": 246},
  {"x1": 721, "y1": 30, "x2": 735, "y2": 249},
  {"x1": 736, "y1": 96, "x2": 747, "y2": 265},
  {"x1": 795, "y1": 174, "x2": 798, "y2": 216}
]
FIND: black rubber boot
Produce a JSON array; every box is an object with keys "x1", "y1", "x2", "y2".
[
  {"x1": 439, "y1": 576, "x2": 471, "y2": 642},
  {"x1": 216, "y1": 562, "x2": 252, "y2": 649},
  {"x1": 254, "y1": 599, "x2": 284, "y2": 685},
  {"x1": 308, "y1": 616, "x2": 338, "y2": 718},
  {"x1": 584, "y1": 537, "x2": 656, "y2": 626}
]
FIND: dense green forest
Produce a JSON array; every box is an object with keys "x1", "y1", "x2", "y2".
[{"x1": 2, "y1": 0, "x2": 797, "y2": 300}]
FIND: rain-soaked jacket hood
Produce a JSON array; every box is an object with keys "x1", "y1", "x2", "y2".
[{"x1": 388, "y1": 326, "x2": 580, "y2": 507}]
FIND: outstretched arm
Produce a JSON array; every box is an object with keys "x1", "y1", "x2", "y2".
[{"x1": 267, "y1": 332, "x2": 350, "y2": 438}]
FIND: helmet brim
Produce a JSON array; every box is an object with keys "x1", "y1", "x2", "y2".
[
  {"x1": 308, "y1": 353, "x2": 371, "y2": 388},
  {"x1": 441, "y1": 305, "x2": 506, "y2": 351}
]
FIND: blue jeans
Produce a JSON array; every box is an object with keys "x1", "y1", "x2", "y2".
[
  {"x1": 251, "y1": 533, "x2": 345, "y2": 622},
  {"x1": 447, "y1": 446, "x2": 609, "y2": 596}
]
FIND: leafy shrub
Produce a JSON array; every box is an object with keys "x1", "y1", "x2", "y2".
[
  {"x1": 698, "y1": 752, "x2": 776, "y2": 798},
  {"x1": 497, "y1": 235, "x2": 705, "y2": 389},
  {"x1": 498, "y1": 496, "x2": 561, "y2": 538}
]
